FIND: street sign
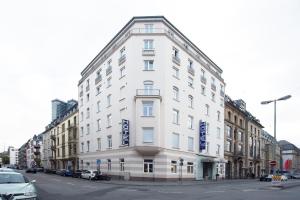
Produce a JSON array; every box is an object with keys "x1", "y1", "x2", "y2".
[{"x1": 270, "y1": 160, "x2": 277, "y2": 166}]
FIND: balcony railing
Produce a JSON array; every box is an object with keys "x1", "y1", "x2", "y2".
[
  {"x1": 136, "y1": 89, "x2": 160, "y2": 96},
  {"x1": 142, "y1": 49, "x2": 155, "y2": 56},
  {"x1": 211, "y1": 84, "x2": 216, "y2": 91},
  {"x1": 106, "y1": 65, "x2": 112, "y2": 76},
  {"x1": 118, "y1": 55, "x2": 126, "y2": 65},
  {"x1": 187, "y1": 66, "x2": 195, "y2": 76},
  {"x1": 172, "y1": 55, "x2": 181, "y2": 65},
  {"x1": 201, "y1": 76, "x2": 207, "y2": 85},
  {"x1": 95, "y1": 75, "x2": 102, "y2": 85}
]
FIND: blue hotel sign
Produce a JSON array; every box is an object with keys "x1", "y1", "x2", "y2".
[
  {"x1": 199, "y1": 121, "x2": 206, "y2": 151},
  {"x1": 122, "y1": 119, "x2": 129, "y2": 146}
]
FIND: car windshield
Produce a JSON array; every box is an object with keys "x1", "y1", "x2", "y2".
[{"x1": 0, "y1": 173, "x2": 26, "y2": 184}]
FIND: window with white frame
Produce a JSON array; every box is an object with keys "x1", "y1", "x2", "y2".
[
  {"x1": 86, "y1": 108, "x2": 90, "y2": 119},
  {"x1": 220, "y1": 98, "x2": 224, "y2": 107},
  {"x1": 107, "y1": 114, "x2": 112, "y2": 127},
  {"x1": 86, "y1": 124, "x2": 90, "y2": 135},
  {"x1": 80, "y1": 127, "x2": 84, "y2": 137},
  {"x1": 187, "y1": 115, "x2": 193, "y2": 129},
  {"x1": 201, "y1": 85, "x2": 206, "y2": 95},
  {"x1": 143, "y1": 127, "x2": 154, "y2": 143},
  {"x1": 107, "y1": 135, "x2": 112, "y2": 149},
  {"x1": 238, "y1": 131, "x2": 243, "y2": 141},
  {"x1": 172, "y1": 133, "x2": 179, "y2": 148},
  {"x1": 120, "y1": 86, "x2": 125, "y2": 100},
  {"x1": 217, "y1": 127, "x2": 221, "y2": 139},
  {"x1": 211, "y1": 92, "x2": 215, "y2": 102},
  {"x1": 188, "y1": 59, "x2": 193, "y2": 69},
  {"x1": 144, "y1": 159, "x2": 153, "y2": 173},
  {"x1": 226, "y1": 140, "x2": 231, "y2": 152},
  {"x1": 143, "y1": 101, "x2": 153, "y2": 116},
  {"x1": 173, "y1": 66, "x2": 179, "y2": 78},
  {"x1": 144, "y1": 39, "x2": 153, "y2": 49},
  {"x1": 80, "y1": 112, "x2": 84, "y2": 121},
  {"x1": 201, "y1": 69, "x2": 205, "y2": 77},
  {"x1": 80, "y1": 98, "x2": 83, "y2": 106},
  {"x1": 216, "y1": 144, "x2": 220, "y2": 155},
  {"x1": 120, "y1": 66, "x2": 125, "y2": 78},
  {"x1": 188, "y1": 137, "x2": 194, "y2": 151},
  {"x1": 81, "y1": 142, "x2": 84, "y2": 153},
  {"x1": 188, "y1": 95, "x2": 193, "y2": 108},
  {"x1": 173, "y1": 47, "x2": 179, "y2": 59},
  {"x1": 187, "y1": 162, "x2": 194, "y2": 174},
  {"x1": 97, "y1": 119, "x2": 101, "y2": 131},
  {"x1": 107, "y1": 77, "x2": 112, "y2": 88},
  {"x1": 171, "y1": 160, "x2": 177, "y2": 173},
  {"x1": 172, "y1": 109, "x2": 179, "y2": 124},
  {"x1": 206, "y1": 122, "x2": 210, "y2": 135},
  {"x1": 205, "y1": 104, "x2": 209, "y2": 116},
  {"x1": 96, "y1": 85, "x2": 101, "y2": 95},
  {"x1": 97, "y1": 101, "x2": 101, "y2": 113},
  {"x1": 107, "y1": 94, "x2": 111, "y2": 107},
  {"x1": 107, "y1": 159, "x2": 111, "y2": 171},
  {"x1": 120, "y1": 158, "x2": 125, "y2": 171},
  {"x1": 188, "y1": 76, "x2": 193, "y2": 88},
  {"x1": 217, "y1": 111, "x2": 221, "y2": 121},
  {"x1": 86, "y1": 93, "x2": 90, "y2": 102},
  {"x1": 120, "y1": 47, "x2": 125, "y2": 58},
  {"x1": 226, "y1": 125, "x2": 232, "y2": 138},
  {"x1": 173, "y1": 86, "x2": 179, "y2": 101},
  {"x1": 144, "y1": 60, "x2": 154, "y2": 70},
  {"x1": 87, "y1": 141, "x2": 90, "y2": 152},
  {"x1": 144, "y1": 81, "x2": 153, "y2": 95},
  {"x1": 97, "y1": 138, "x2": 101, "y2": 150},
  {"x1": 145, "y1": 24, "x2": 154, "y2": 33}
]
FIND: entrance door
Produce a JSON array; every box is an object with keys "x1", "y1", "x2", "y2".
[{"x1": 203, "y1": 162, "x2": 213, "y2": 180}]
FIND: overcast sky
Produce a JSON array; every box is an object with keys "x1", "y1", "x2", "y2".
[{"x1": 0, "y1": 0, "x2": 299, "y2": 151}]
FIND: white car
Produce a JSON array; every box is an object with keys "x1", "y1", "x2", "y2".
[
  {"x1": 0, "y1": 168, "x2": 14, "y2": 172},
  {"x1": 80, "y1": 170, "x2": 97, "y2": 180}
]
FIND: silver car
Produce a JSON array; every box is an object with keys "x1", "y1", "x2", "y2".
[
  {"x1": 0, "y1": 168, "x2": 14, "y2": 172},
  {"x1": 0, "y1": 172, "x2": 37, "y2": 200}
]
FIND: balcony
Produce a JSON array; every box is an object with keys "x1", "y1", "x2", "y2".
[
  {"x1": 201, "y1": 76, "x2": 207, "y2": 85},
  {"x1": 67, "y1": 123, "x2": 77, "y2": 130},
  {"x1": 135, "y1": 89, "x2": 161, "y2": 101},
  {"x1": 95, "y1": 75, "x2": 102, "y2": 85},
  {"x1": 34, "y1": 144, "x2": 40, "y2": 149},
  {"x1": 118, "y1": 55, "x2": 126, "y2": 65},
  {"x1": 51, "y1": 145, "x2": 56, "y2": 151},
  {"x1": 211, "y1": 84, "x2": 216, "y2": 91},
  {"x1": 172, "y1": 55, "x2": 180, "y2": 65},
  {"x1": 68, "y1": 136, "x2": 77, "y2": 143},
  {"x1": 34, "y1": 151, "x2": 40, "y2": 156},
  {"x1": 187, "y1": 66, "x2": 195, "y2": 76},
  {"x1": 86, "y1": 85, "x2": 90, "y2": 92},
  {"x1": 134, "y1": 146, "x2": 162, "y2": 156},
  {"x1": 50, "y1": 135, "x2": 56, "y2": 141},
  {"x1": 106, "y1": 65, "x2": 112, "y2": 76},
  {"x1": 142, "y1": 49, "x2": 155, "y2": 56}
]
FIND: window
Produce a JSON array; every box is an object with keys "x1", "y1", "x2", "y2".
[
  {"x1": 201, "y1": 85, "x2": 206, "y2": 95},
  {"x1": 81, "y1": 142, "x2": 84, "y2": 153},
  {"x1": 96, "y1": 85, "x2": 101, "y2": 95},
  {"x1": 86, "y1": 108, "x2": 90, "y2": 119},
  {"x1": 172, "y1": 133, "x2": 179, "y2": 148},
  {"x1": 86, "y1": 124, "x2": 90, "y2": 135},
  {"x1": 226, "y1": 125, "x2": 232, "y2": 138},
  {"x1": 173, "y1": 66, "x2": 179, "y2": 78},
  {"x1": 120, "y1": 47, "x2": 125, "y2": 58},
  {"x1": 144, "y1": 60, "x2": 154, "y2": 70},
  {"x1": 143, "y1": 128, "x2": 154, "y2": 143},
  {"x1": 145, "y1": 24, "x2": 153, "y2": 33},
  {"x1": 211, "y1": 92, "x2": 215, "y2": 102},
  {"x1": 144, "y1": 81, "x2": 153, "y2": 95},
  {"x1": 96, "y1": 70, "x2": 101, "y2": 78},
  {"x1": 120, "y1": 158, "x2": 125, "y2": 171},
  {"x1": 217, "y1": 127, "x2": 221, "y2": 139},
  {"x1": 143, "y1": 101, "x2": 153, "y2": 116},
  {"x1": 238, "y1": 131, "x2": 243, "y2": 141},
  {"x1": 206, "y1": 122, "x2": 210, "y2": 135},
  {"x1": 188, "y1": 95, "x2": 193, "y2": 108},
  {"x1": 173, "y1": 47, "x2": 179, "y2": 59},
  {"x1": 205, "y1": 104, "x2": 209, "y2": 116},
  {"x1": 144, "y1": 159, "x2": 153, "y2": 173},
  {"x1": 120, "y1": 86, "x2": 125, "y2": 100},
  {"x1": 107, "y1": 159, "x2": 111, "y2": 171},
  {"x1": 120, "y1": 67, "x2": 125, "y2": 78},
  {"x1": 97, "y1": 119, "x2": 101, "y2": 131},
  {"x1": 87, "y1": 141, "x2": 90, "y2": 152},
  {"x1": 238, "y1": 144, "x2": 242, "y2": 153},
  {"x1": 171, "y1": 161, "x2": 177, "y2": 173},
  {"x1": 220, "y1": 98, "x2": 224, "y2": 107},
  {"x1": 107, "y1": 114, "x2": 112, "y2": 127},
  {"x1": 97, "y1": 101, "x2": 101, "y2": 113},
  {"x1": 187, "y1": 115, "x2": 193, "y2": 129},
  {"x1": 80, "y1": 127, "x2": 84, "y2": 137},
  {"x1": 187, "y1": 162, "x2": 193, "y2": 174},
  {"x1": 228, "y1": 111, "x2": 231, "y2": 121},
  {"x1": 216, "y1": 144, "x2": 220, "y2": 155},
  {"x1": 173, "y1": 86, "x2": 179, "y2": 101},
  {"x1": 80, "y1": 98, "x2": 83, "y2": 107},
  {"x1": 97, "y1": 138, "x2": 101, "y2": 150},
  {"x1": 206, "y1": 142, "x2": 210, "y2": 153},
  {"x1": 172, "y1": 109, "x2": 179, "y2": 124},
  {"x1": 188, "y1": 59, "x2": 193, "y2": 68},
  {"x1": 188, "y1": 76, "x2": 193, "y2": 88},
  {"x1": 80, "y1": 112, "x2": 84, "y2": 121},
  {"x1": 107, "y1": 77, "x2": 112, "y2": 88},
  {"x1": 217, "y1": 111, "x2": 221, "y2": 121},
  {"x1": 188, "y1": 137, "x2": 194, "y2": 151},
  {"x1": 107, "y1": 135, "x2": 112, "y2": 149},
  {"x1": 239, "y1": 119, "x2": 243, "y2": 128},
  {"x1": 201, "y1": 69, "x2": 205, "y2": 77},
  {"x1": 226, "y1": 140, "x2": 231, "y2": 152},
  {"x1": 86, "y1": 93, "x2": 90, "y2": 102},
  {"x1": 107, "y1": 94, "x2": 111, "y2": 107},
  {"x1": 144, "y1": 39, "x2": 153, "y2": 49}
]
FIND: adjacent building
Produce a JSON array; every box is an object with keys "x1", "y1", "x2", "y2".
[
  {"x1": 8, "y1": 146, "x2": 18, "y2": 166},
  {"x1": 78, "y1": 16, "x2": 225, "y2": 180},
  {"x1": 279, "y1": 140, "x2": 300, "y2": 173}
]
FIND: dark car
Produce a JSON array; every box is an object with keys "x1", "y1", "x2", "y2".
[
  {"x1": 56, "y1": 169, "x2": 66, "y2": 176},
  {"x1": 26, "y1": 168, "x2": 37, "y2": 173},
  {"x1": 259, "y1": 175, "x2": 272, "y2": 182},
  {"x1": 72, "y1": 170, "x2": 83, "y2": 178},
  {"x1": 95, "y1": 171, "x2": 111, "y2": 181},
  {"x1": 63, "y1": 170, "x2": 73, "y2": 177}
]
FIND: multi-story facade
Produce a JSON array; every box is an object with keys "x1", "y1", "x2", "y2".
[
  {"x1": 78, "y1": 16, "x2": 225, "y2": 180},
  {"x1": 8, "y1": 146, "x2": 18, "y2": 165},
  {"x1": 260, "y1": 130, "x2": 280, "y2": 175},
  {"x1": 224, "y1": 96, "x2": 247, "y2": 179},
  {"x1": 279, "y1": 140, "x2": 300, "y2": 173},
  {"x1": 18, "y1": 141, "x2": 29, "y2": 168},
  {"x1": 42, "y1": 128, "x2": 52, "y2": 169}
]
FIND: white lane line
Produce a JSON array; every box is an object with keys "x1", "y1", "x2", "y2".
[
  {"x1": 243, "y1": 189, "x2": 259, "y2": 192},
  {"x1": 204, "y1": 190, "x2": 225, "y2": 193},
  {"x1": 119, "y1": 189, "x2": 138, "y2": 192},
  {"x1": 66, "y1": 182, "x2": 75, "y2": 185},
  {"x1": 158, "y1": 190, "x2": 183, "y2": 194}
]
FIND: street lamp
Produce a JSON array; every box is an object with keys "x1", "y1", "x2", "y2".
[{"x1": 261, "y1": 95, "x2": 291, "y2": 140}]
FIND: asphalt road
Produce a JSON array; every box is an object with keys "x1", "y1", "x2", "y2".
[{"x1": 19, "y1": 171, "x2": 300, "y2": 200}]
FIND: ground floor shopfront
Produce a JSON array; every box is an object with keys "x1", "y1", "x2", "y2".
[{"x1": 79, "y1": 147, "x2": 225, "y2": 181}]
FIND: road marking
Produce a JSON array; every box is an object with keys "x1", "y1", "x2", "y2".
[
  {"x1": 158, "y1": 190, "x2": 183, "y2": 194},
  {"x1": 243, "y1": 189, "x2": 259, "y2": 192},
  {"x1": 204, "y1": 190, "x2": 225, "y2": 193},
  {"x1": 119, "y1": 189, "x2": 138, "y2": 192},
  {"x1": 67, "y1": 182, "x2": 75, "y2": 185}
]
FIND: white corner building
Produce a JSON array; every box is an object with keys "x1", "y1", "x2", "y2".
[{"x1": 78, "y1": 16, "x2": 225, "y2": 180}]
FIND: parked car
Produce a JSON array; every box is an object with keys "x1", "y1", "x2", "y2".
[
  {"x1": 80, "y1": 170, "x2": 98, "y2": 180},
  {"x1": 95, "y1": 171, "x2": 111, "y2": 181},
  {"x1": 25, "y1": 168, "x2": 37, "y2": 173},
  {"x1": 0, "y1": 171, "x2": 37, "y2": 199},
  {"x1": 62, "y1": 170, "x2": 73, "y2": 177},
  {"x1": 259, "y1": 175, "x2": 272, "y2": 182},
  {"x1": 291, "y1": 173, "x2": 300, "y2": 179},
  {"x1": 56, "y1": 169, "x2": 66, "y2": 176},
  {"x1": 0, "y1": 168, "x2": 14, "y2": 172},
  {"x1": 72, "y1": 170, "x2": 83, "y2": 178}
]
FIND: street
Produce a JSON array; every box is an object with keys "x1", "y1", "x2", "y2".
[{"x1": 18, "y1": 170, "x2": 300, "y2": 200}]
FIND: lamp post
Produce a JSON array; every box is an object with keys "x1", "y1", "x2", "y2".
[{"x1": 261, "y1": 95, "x2": 291, "y2": 140}]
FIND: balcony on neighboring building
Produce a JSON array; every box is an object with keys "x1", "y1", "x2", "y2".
[
  {"x1": 201, "y1": 76, "x2": 207, "y2": 85},
  {"x1": 95, "y1": 75, "x2": 102, "y2": 85},
  {"x1": 172, "y1": 55, "x2": 181, "y2": 65},
  {"x1": 135, "y1": 89, "x2": 161, "y2": 101},
  {"x1": 211, "y1": 83, "x2": 216, "y2": 91},
  {"x1": 106, "y1": 65, "x2": 112, "y2": 76},
  {"x1": 118, "y1": 55, "x2": 126, "y2": 65},
  {"x1": 187, "y1": 66, "x2": 195, "y2": 76},
  {"x1": 142, "y1": 49, "x2": 155, "y2": 56}
]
